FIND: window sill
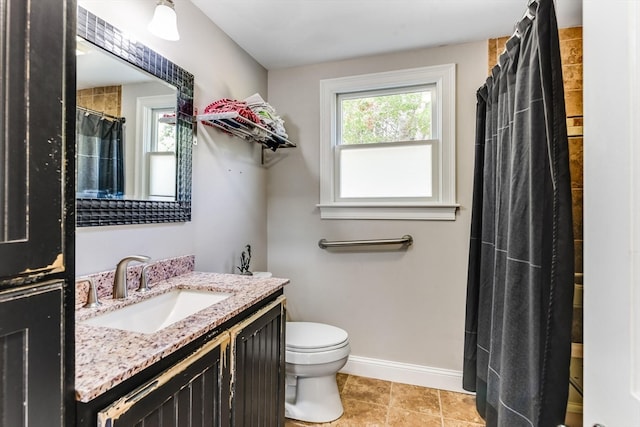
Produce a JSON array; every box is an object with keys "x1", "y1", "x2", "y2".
[{"x1": 317, "y1": 203, "x2": 459, "y2": 220}]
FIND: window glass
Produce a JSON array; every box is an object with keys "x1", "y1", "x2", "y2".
[
  {"x1": 338, "y1": 142, "x2": 433, "y2": 199},
  {"x1": 339, "y1": 86, "x2": 435, "y2": 145},
  {"x1": 152, "y1": 108, "x2": 176, "y2": 152}
]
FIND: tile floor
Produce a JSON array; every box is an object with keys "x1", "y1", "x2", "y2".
[{"x1": 284, "y1": 374, "x2": 484, "y2": 427}]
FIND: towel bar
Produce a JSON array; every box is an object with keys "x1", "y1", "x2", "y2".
[{"x1": 318, "y1": 235, "x2": 413, "y2": 249}]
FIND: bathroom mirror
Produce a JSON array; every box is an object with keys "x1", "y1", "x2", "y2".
[{"x1": 76, "y1": 6, "x2": 194, "y2": 227}]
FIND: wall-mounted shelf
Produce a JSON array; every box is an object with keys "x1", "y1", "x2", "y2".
[{"x1": 197, "y1": 111, "x2": 296, "y2": 152}]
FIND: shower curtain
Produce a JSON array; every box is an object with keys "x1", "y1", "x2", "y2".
[
  {"x1": 462, "y1": 0, "x2": 574, "y2": 425},
  {"x1": 76, "y1": 110, "x2": 125, "y2": 198}
]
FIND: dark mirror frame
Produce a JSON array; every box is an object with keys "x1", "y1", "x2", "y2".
[{"x1": 76, "y1": 6, "x2": 193, "y2": 227}]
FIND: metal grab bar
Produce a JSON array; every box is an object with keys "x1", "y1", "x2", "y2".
[{"x1": 318, "y1": 235, "x2": 413, "y2": 249}]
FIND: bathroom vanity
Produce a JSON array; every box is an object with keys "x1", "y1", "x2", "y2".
[{"x1": 75, "y1": 272, "x2": 288, "y2": 427}]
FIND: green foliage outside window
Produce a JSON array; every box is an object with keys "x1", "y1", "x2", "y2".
[
  {"x1": 157, "y1": 121, "x2": 176, "y2": 152},
  {"x1": 341, "y1": 90, "x2": 432, "y2": 145}
]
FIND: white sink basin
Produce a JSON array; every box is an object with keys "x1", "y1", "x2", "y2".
[{"x1": 81, "y1": 289, "x2": 232, "y2": 334}]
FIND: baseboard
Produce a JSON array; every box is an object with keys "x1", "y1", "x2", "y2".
[{"x1": 340, "y1": 355, "x2": 469, "y2": 394}]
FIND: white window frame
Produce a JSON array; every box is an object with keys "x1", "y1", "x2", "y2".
[{"x1": 318, "y1": 64, "x2": 458, "y2": 220}]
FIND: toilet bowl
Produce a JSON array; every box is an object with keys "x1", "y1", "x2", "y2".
[{"x1": 285, "y1": 322, "x2": 350, "y2": 423}]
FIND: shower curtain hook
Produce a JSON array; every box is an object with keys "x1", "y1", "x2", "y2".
[{"x1": 512, "y1": 24, "x2": 521, "y2": 39}]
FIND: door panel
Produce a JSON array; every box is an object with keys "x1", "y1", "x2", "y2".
[
  {"x1": 0, "y1": 330, "x2": 27, "y2": 424},
  {"x1": 0, "y1": 282, "x2": 64, "y2": 427},
  {"x1": 0, "y1": 0, "x2": 28, "y2": 243},
  {"x1": 0, "y1": 0, "x2": 67, "y2": 282}
]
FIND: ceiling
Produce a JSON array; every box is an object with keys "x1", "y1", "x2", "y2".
[{"x1": 190, "y1": 0, "x2": 582, "y2": 70}]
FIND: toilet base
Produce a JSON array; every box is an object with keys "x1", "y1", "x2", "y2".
[{"x1": 284, "y1": 373, "x2": 344, "y2": 423}]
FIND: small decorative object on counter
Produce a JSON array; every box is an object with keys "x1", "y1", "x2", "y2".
[{"x1": 236, "y1": 244, "x2": 252, "y2": 275}]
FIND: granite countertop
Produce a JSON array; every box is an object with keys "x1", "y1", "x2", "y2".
[{"x1": 75, "y1": 271, "x2": 288, "y2": 403}]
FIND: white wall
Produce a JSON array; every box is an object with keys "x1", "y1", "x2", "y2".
[
  {"x1": 75, "y1": 0, "x2": 270, "y2": 276},
  {"x1": 267, "y1": 42, "x2": 487, "y2": 387},
  {"x1": 583, "y1": 0, "x2": 640, "y2": 424}
]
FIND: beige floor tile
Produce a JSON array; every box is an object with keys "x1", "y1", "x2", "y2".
[
  {"x1": 389, "y1": 383, "x2": 441, "y2": 417},
  {"x1": 387, "y1": 407, "x2": 443, "y2": 427},
  {"x1": 564, "y1": 410, "x2": 583, "y2": 427},
  {"x1": 285, "y1": 419, "x2": 326, "y2": 427},
  {"x1": 442, "y1": 419, "x2": 485, "y2": 427},
  {"x1": 284, "y1": 375, "x2": 496, "y2": 427},
  {"x1": 337, "y1": 372, "x2": 349, "y2": 393},
  {"x1": 333, "y1": 398, "x2": 388, "y2": 427},
  {"x1": 439, "y1": 391, "x2": 483, "y2": 424},
  {"x1": 342, "y1": 375, "x2": 392, "y2": 406}
]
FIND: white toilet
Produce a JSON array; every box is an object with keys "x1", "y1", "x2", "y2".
[{"x1": 285, "y1": 321, "x2": 350, "y2": 423}]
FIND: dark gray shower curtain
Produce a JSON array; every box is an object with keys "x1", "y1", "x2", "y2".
[
  {"x1": 462, "y1": 0, "x2": 574, "y2": 425},
  {"x1": 76, "y1": 110, "x2": 125, "y2": 198}
]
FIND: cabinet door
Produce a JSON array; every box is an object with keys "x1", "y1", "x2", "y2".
[
  {"x1": 0, "y1": 282, "x2": 64, "y2": 427},
  {"x1": 230, "y1": 296, "x2": 286, "y2": 427},
  {"x1": 0, "y1": 0, "x2": 69, "y2": 282},
  {"x1": 97, "y1": 333, "x2": 231, "y2": 427}
]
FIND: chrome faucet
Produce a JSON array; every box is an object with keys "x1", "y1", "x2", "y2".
[{"x1": 113, "y1": 255, "x2": 150, "y2": 299}]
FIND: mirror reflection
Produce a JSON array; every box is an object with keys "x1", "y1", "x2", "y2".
[{"x1": 76, "y1": 38, "x2": 178, "y2": 201}]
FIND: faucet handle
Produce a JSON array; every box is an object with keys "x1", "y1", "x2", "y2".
[
  {"x1": 83, "y1": 278, "x2": 102, "y2": 308},
  {"x1": 137, "y1": 264, "x2": 152, "y2": 293}
]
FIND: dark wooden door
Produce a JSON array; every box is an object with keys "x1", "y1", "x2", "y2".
[
  {"x1": 230, "y1": 297, "x2": 286, "y2": 427},
  {"x1": 0, "y1": 0, "x2": 76, "y2": 426},
  {"x1": 0, "y1": 0, "x2": 72, "y2": 282},
  {"x1": 97, "y1": 334, "x2": 231, "y2": 427}
]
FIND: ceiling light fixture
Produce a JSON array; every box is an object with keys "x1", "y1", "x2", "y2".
[{"x1": 148, "y1": 0, "x2": 180, "y2": 41}]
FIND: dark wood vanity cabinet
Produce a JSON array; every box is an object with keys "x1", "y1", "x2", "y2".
[
  {"x1": 97, "y1": 334, "x2": 231, "y2": 427},
  {"x1": 230, "y1": 298, "x2": 286, "y2": 427},
  {"x1": 79, "y1": 296, "x2": 286, "y2": 427}
]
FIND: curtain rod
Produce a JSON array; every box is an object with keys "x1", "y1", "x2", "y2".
[{"x1": 76, "y1": 105, "x2": 126, "y2": 123}]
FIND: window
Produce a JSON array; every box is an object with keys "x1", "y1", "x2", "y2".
[
  {"x1": 319, "y1": 64, "x2": 457, "y2": 220},
  {"x1": 151, "y1": 107, "x2": 176, "y2": 152},
  {"x1": 136, "y1": 95, "x2": 177, "y2": 200},
  {"x1": 147, "y1": 107, "x2": 176, "y2": 200}
]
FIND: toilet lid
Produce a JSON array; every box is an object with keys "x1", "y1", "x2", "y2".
[{"x1": 286, "y1": 322, "x2": 348, "y2": 351}]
